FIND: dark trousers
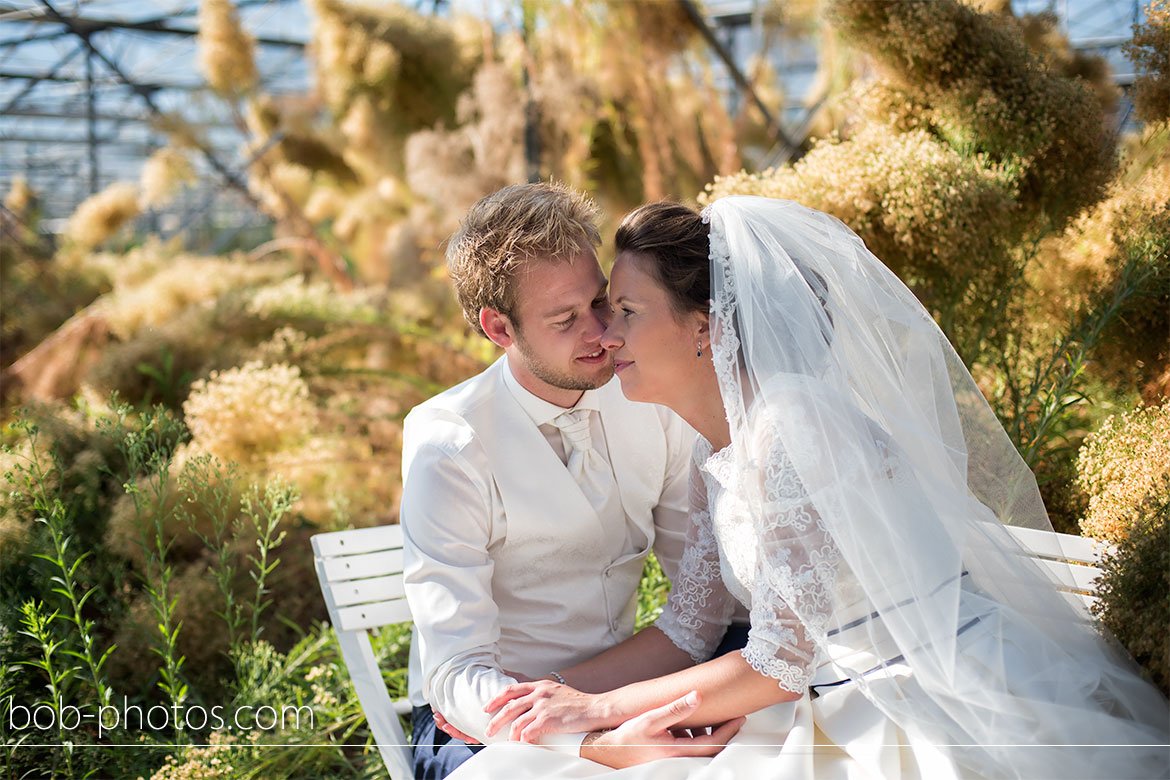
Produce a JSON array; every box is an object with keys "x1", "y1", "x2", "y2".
[
  {"x1": 411, "y1": 703, "x2": 485, "y2": 779},
  {"x1": 410, "y1": 623, "x2": 751, "y2": 778},
  {"x1": 713, "y1": 622, "x2": 750, "y2": 658}
]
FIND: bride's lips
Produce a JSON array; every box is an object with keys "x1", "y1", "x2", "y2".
[
  {"x1": 576, "y1": 348, "x2": 609, "y2": 365},
  {"x1": 614, "y1": 359, "x2": 632, "y2": 373}
]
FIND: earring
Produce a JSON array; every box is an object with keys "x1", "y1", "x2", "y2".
[{"x1": 696, "y1": 342, "x2": 703, "y2": 358}]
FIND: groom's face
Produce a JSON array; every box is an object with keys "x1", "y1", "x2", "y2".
[{"x1": 508, "y1": 251, "x2": 614, "y2": 397}]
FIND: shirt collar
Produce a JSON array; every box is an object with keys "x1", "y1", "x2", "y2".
[{"x1": 502, "y1": 354, "x2": 601, "y2": 427}]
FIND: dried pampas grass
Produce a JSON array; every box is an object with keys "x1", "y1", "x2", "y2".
[
  {"x1": 63, "y1": 181, "x2": 141, "y2": 250},
  {"x1": 140, "y1": 147, "x2": 196, "y2": 208},
  {"x1": 198, "y1": 0, "x2": 258, "y2": 94},
  {"x1": 4, "y1": 175, "x2": 34, "y2": 217},
  {"x1": 150, "y1": 112, "x2": 205, "y2": 151}
]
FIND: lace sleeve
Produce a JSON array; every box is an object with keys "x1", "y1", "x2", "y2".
[
  {"x1": 655, "y1": 451, "x2": 736, "y2": 663},
  {"x1": 741, "y1": 415, "x2": 842, "y2": 694}
]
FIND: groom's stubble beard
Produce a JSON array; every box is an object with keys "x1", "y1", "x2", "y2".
[{"x1": 512, "y1": 324, "x2": 614, "y2": 391}]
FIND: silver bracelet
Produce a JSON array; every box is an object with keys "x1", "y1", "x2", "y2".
[{"x1": 549, "y1": 670, "x2": 566, "y2": 685}]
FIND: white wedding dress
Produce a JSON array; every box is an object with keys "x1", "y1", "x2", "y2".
[
  {"x1": 446, "y1": 197, "x2": 1169, "y2": 779},
  {"x1": 449, "y1": 414, "x2": 1163, "y2": 780}
]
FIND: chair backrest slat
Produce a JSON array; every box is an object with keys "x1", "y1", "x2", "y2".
[
  {"x1": 1033, "y1": 557, "x2": 1103, "y2": 593},
  {"x1": 1005, "y1": 524, "x2": 1102, "y2": 566},
  {"x1": 313, "y1": 524, "x2": 405, "y2": 557},
  {"x1": 1000, "y1": 526, "x2": 1110, "y2": 623},
  {"x1": 311, "y1": 526, "x2": 413, "y2": 780},
  {"x1": 320, "y1": 548, "x2": 405, "y2": 583},
  {"x1": 328, "y1": 574, "x2": 407, "y2": 607},
  {"x1": 335, "y1": 598, "x2": 414, "y2": 633}
]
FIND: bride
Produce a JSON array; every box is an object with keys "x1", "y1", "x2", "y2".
[{"x1": 448, "y1": 197, "x2": 1169, "y2": 779}]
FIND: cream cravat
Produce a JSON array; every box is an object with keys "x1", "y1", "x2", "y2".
[{"x1": 549, "y1": 409, "x2": 621, "y2": 522}]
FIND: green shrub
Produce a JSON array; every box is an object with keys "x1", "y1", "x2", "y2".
[{"x1": 1092, "y1": 499, "x2": 1170, "y2": 694}]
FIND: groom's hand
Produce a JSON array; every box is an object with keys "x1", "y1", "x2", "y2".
[{"x1": 581, "y1": 691, "x2": 744, "y2": 769}]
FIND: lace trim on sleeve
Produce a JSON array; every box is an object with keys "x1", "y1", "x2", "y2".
[
  {"x1": 741, "y1": 643, "x2": 814, "y2": 694},
  {"x1": 655, "y1": 443, "x2": 735, "y2": 664},
  {"x1": 743, "y1": 414, "x2": 842, "y2": 692},
  {"x1": 655, "y1": 505, "x2": 727, "y2": 664}
]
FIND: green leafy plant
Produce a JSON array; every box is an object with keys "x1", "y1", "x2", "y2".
[
  {"x1": 634, "y1": 552, "x2": 671, "y2": 632},
  {"x1": 1092, "y1": 500, "x2": 1169, "y2": 694},
  {"x1": 136, "y1": 346, "x2": 195, "y2": 409},
  {"x1": 8, "y1": 419, "x2": 116, "y2": 710},
  {"x1": 179, "y1": 455, "x2": 246, "y2": 655},
  {"x1": 100, "y1": 403, "x2": 190, "y2": 743},
  {"x1": 17, "y1": 601, "x2": 79, "y2": 779},
  {"x1": 240, "y1": 478, "x2": 296, "y2": 646}
]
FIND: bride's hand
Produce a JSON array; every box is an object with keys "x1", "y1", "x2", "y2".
[
  {"x1": 583, "y1": 691, "x2": 745, "y2": 769},
  {"x1": 483, "y1": 680, "x2": 611, "y2": 741}
]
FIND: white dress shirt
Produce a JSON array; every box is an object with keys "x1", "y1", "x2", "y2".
[{"x1": 400, "y1": 356, "x2": 694, "y2": 747}]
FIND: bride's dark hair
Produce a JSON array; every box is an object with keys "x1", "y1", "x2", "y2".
[
  {"x1": 615, "y1": 200, "x2": 833, "y2": 330},
  {"x1": 614, "y1": 201, "x2": 710, "y2": 317}
]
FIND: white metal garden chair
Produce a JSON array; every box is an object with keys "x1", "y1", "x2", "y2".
[
  {"x1": 312, "y1": 524, "x2": 414, "y2": 780},
  {"x1": 311, "y1": 522, "x2": 1108, "y2": 780}
]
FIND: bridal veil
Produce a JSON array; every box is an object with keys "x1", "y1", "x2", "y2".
[{"x1": 702, "y1": 196, "x2": 1168, "y2": 779}]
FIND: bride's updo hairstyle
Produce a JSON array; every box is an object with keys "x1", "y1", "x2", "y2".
[
  {"x1": 614, "y1": 201, "x2": 710, "y2": 318},
  {"x1": 615, "y1": 200, "x2": 833, "y2": 331}
]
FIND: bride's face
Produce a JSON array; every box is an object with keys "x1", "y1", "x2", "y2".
[{"x1": 601, "y1": 252, "x2": 705, "y2": 406}]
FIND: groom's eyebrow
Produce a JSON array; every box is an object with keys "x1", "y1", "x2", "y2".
[{"x1": 540, "y1": 282, "x2": 608, "y2": 319}]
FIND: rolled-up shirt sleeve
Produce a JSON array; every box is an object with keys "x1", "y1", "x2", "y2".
[{"x1": 401, "y1": 432, "x2": 520, "y2": 744}]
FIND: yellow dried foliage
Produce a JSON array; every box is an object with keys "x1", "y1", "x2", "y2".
[
  {"x1": 829, "y1": 0, "x2": 1116, "y2": 233},
  {"x1": 1077, "y1": 403, "x2": 1170, "y2": 542},
  {"x1": 63, "y1": 181, "x2": 141, "y2": 251},
  {"x1": 303, "y1": 186, "x2": 346, "y2": 222},
  {"x1": 338, "y1": 93, "x2": 398, "y2": 176},
  {"x1": 197, "y1": 0, "x2": 257, "y2": 94},
  {"x1": 1030, "y1": 125, "x2": 1170, "y2": 394},
  {"x1": 330, "y1": 186, "x2": 398, "y2": 247},
  {"x1": 703, "y1": 124, "x2": 1017, "y2": 297},
  {"x1": 1013, "y1": 12, "x2": 1119, "y2": 111},
  {"x1": 4, "y1": 175, "x2": 33, "y2": 216},
  {"x1": 1127, "y1": 1, "x2": 1170, "y2": 124},
  {"x1": 139, "y1": 147, "x2": 196, "y2": 208},
  {"x1": 98, "y1": 253, "x2": 289, "y2": 341},
  {"x1": 249, "y1": 162, "x2": 314, "y2": 217},
  {"x1": 518, "y1": 1, "x2": 741, "y2": 203},
  {"x1": 82, "y1": 235, "x2": 179, "y2": 288},
  {"x1": 246, "y1": 275, "x2": 378, "y2": 323},
  {"x1": 147, "y1": 730, "x2": 243, "y2": 779},
  {"x1": 183, "y1": 361, "x2": 316, "y2": 464},
  {"x1": 606, "y1": 0, "x2": 697, "y2": 59},
  {"x1": 309, "y1": 0, "x2": 474, "y2": 142},
  {"x1": 149, "y1": 112, "x2": 206, "y2": 151},
  {"x1": 404, "y1": 62, "x2": 526, "y2": 230}
]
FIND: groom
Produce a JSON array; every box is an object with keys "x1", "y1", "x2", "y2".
[{"x1": 401, "y1": 182, "x2": 723, "y2": 777}]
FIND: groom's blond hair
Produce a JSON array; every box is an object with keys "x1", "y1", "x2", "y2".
[{"x1": 447, "y1": 182, "x2": 601, "y2": 337}]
